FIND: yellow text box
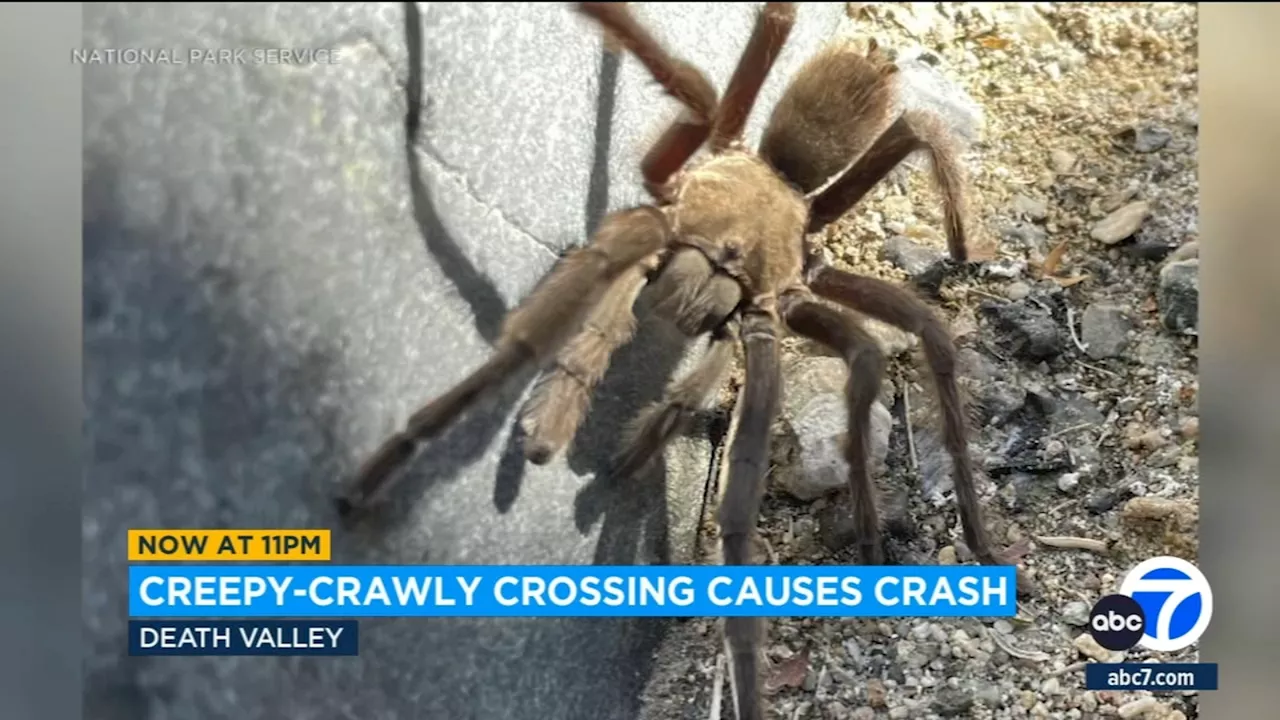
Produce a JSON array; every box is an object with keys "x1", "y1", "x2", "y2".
[{"x1": 128, "y1": 529, "x2": 331, "y2": 561}]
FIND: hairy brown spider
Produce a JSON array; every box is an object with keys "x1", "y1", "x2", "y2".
[{"x1": 337, "y1": 3, "x2": 1018, "y2": 719}]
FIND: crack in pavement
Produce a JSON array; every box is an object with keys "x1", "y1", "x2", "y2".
[{"x1": 412, "y1": 136, "x2": 561, "y2": 260}]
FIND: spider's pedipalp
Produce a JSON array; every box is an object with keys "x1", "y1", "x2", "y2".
[
  {"x1": 610, "y1": 326, "x2": 736, "y2": 480},
  {"x1": 519, "y1": 264, "x2": 650, "y2": 465},
  {"x1": 648, "y1": 247, "x2": 743, "y2": 336}
]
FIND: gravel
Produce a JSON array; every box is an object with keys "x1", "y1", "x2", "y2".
[{"x1": 639, "y1": 3, "x2": 1200, "y2": 720}]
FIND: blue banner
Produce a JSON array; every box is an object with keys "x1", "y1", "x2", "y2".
[
  {"x1": 128, "y1": 565, "x2": 1016, "y2": 618},
  {"x1": 128, "y1": 620, "x2": 358, "y2": 656},
  {"x1": 1085, "y1": 663, "x2": 1218, "y2": 692}
]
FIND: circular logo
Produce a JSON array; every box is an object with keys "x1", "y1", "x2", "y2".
[
  {"x1": 1088, "y1": 593, "x2": 1146, "y2": 651},
  {"x1": 1118, "y1": 555, "x2": 1213, "y2": 652}
]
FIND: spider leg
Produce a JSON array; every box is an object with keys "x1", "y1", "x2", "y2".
[
  {"x1": 575, "y1": 3, "x2": 718, "y2": 199},
  {"x1": 610, "y1": 323, "x2": 737, "y2": 480},
  {"x1": 708, "y1": 2, "x2": 797, "y2": 152},
  {"x1": 719, "y1": 310, "x2": 782, "y2": 720},
  {"x1": 780, "y1": 292, "x2": 887, "y2": 564},
  {"x1": 807, "y1": 110, "x2": 971, "y2": 262},
  {"x1": 518, "y1": 264, "x2": 650, "y2": 465},
  {"x1": 804, "y1": 264, "x2": 998, "y2": 567},
  {"x1": 337, "y1": 206, "x2": 671, "y2": 514}
]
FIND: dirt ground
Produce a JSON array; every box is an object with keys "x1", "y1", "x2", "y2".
[{"x1": 641, "y1": 3, "x2": 1200, "y2": 719}]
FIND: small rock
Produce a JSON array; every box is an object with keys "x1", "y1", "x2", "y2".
[
  {"x1": 866, "y1": 678, "x2": 888, "y2": 707},
  {"x1": 981, "y1": 257, "x2": 1027, "y2": 279},
  {"x1": 933, "y1": 687, "x2": 975, "y2": 717},
  {"x1": 1128, "y1": 124, "x2": 1173, "y2": 153},
  {"x1": 1179, "y1": 417, "x2": 1199, "y2": 439},
  {"x1": 1125, "y1": 429, "x2": 1168, "y2": 451},
  {"x1": 884, "y1": 235, "x2": 952, "y2": 291},
  {"x1": 1049, "y1": 149, "x2": 1076, "y2": 174},
  {"x1": 1041, "y1": 677, "x2": 1061, "y2": 696},
  {"x1": 1117, "y1": 696, "x2": 1159, "y2": 719},
  {"x1": 1167, "y1": 241, "x2": 1199, "y2": 263},
  {"x1": 1062, "y1": 600, "x2": 1090, "y2": 626},
  {"x1": 937, "y1": 545, "x2": 958, "y2": 565},
  {"x1": 1011, "y1": 194, "x2": 1049, "y2": 222},
  {"x1": 1080, "y1": 304, "x2": 1132, "y2": 359},
  {"x1": 1122, "y1": 496, "x2": 1197, "y2": 527},
  {"x1": 1147, "y1": 446, "x2": 1181, "y2": 468},
  {"x1": 1091, "y1": 201, "x2": 1151, "y2": 245},
  {"x1": 1073, "y1": 632, "x2": 1123, "y2": 663},
  {"x1": 974, "y1": 684, "x2": 1002, "y2": 707},
  {"x1": 1158, "y1": 259, "x2": 1199, "y2": 335},
  {"x1": 1057, "y1": 472, "x2": 1080, "y2": 494},
  {"x1": 1126, "y1": 236, "x2": 1181, "y2": 261},
  {"x1": 1002, "y1": 221, "x2": 1049, "y2": 252},
  {"x1": 980, "y1": 299, "x2": 1063, "y2": 360},
  {"x1": 775, "y1": 357, "x2": 894, "y2": 501},
  {"x1": 888, "y1": 707, "x2": 911, "y2": 720},
  {"x1": 992, "y1": 620, "x2": 1013, "y2": 635},
  {"x1": 1005, "y1": 281, "x2": 1032, "y2": 301},
  {"x1": 850, "y1": 706, "x2": 874, "y2": 720}
]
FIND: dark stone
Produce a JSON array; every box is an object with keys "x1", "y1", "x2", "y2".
[{"x1": 979, "y1": 299, "x2": 1064, "y2": 361}]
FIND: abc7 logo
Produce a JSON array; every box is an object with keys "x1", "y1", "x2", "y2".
[{"x1": 1089, "y1": 556, "x2": 1213, "y2": 652}]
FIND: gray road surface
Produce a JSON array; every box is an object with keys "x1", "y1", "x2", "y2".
[{"x1": 82, "y1": 3, "x2": 844, "y2": 719}]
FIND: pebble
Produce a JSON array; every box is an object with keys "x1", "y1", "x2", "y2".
[
  {"x1": 1012, "y1": 193, "x2": 1049, "y2": 222},
  {"x1": 980, "y1": 299, "x2": 1063, "y2": 360},
  {"x1": 1062, "y1": 600, "x2": 1091, "y2": 626},
  {"x1": 889, "y1": 707, "x2": 911, "y2": 719},
  {"x1": 1117, "y1": 696, "x2": 1158, "y2": 718},
  {"x1": 1073, "y1": 632, "x2": 1123, "y2": 663},
  {"x1": 1057, "y1": 472, "x2": 1080, "y2": 493},
  {"x1": 866, "y1": 678, "x2": 888, "y2": 707},
  {"x1": 1179, "y1": 417, "x2": 1199, "y2": 439},
  {"x1": 1131, "y1": 124, "x2": 1173, "y2": 153},
  {"x1": 1122, "y1": 495, "x2": 1197, "y2": 526},
  {"x1": 850, "y1": 706, "x2": 874, "y2": 720},
  {"x1": 981, "y1": 257, "x2": 1028, "y2": 279},
  {"x1": 1005, "y1": 281, "x2": 1032, "y2": 300},
  {"x1": 1090, "y1": 201, "x2": 1150, "y2": 244},
  {"x1": 938, "y1": 545, "x2": 958, "y2": 565},
  {"x1": 1125, "y1": 429, "x2": 1168, "y2": 451},
  {"x1": 992, "y1": 619, "x2": 1013, "y2": 635},
  {"x1": 1041, "y1": 677, "x2": 1061, "y2": 696},
  {"x1": 884, "y1": 235, "x2": 949, "y2": 282},
  {"x1": 974, "y1": 684, "x2": 1002, "y2": 707},
  {"x1": 1080, "y1": 304, "x2": 1133, "y2": 359},
  {"x1": 1158, "y1": 258, "x2": 1199, "y2": 335},
  {"x1": 1049, "y1": 148, "x2": 1076, "y2": 173}
]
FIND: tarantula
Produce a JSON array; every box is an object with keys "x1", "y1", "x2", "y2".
[{"x1": 337, "y1": 3, "x2": 1017, "y2": 719}]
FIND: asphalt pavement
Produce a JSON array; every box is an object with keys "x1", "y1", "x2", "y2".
[{"x1": 82, "y1": 4, "x2": 844, "y2": 719}]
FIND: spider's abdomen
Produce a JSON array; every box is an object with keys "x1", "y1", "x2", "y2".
[
  {"x1": 668, "y1": 152, "x2": 808, "y2": 297},
  {"x1": 759, "y1": 43, "x2": 898, "y2": 194}
]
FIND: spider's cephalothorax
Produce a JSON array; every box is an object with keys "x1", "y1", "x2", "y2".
[{"x1": 336, "y1": 4, "x2": 1019, "y2": 719}]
